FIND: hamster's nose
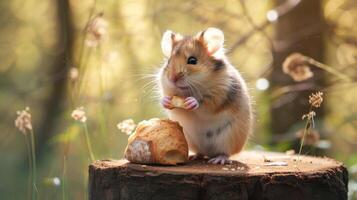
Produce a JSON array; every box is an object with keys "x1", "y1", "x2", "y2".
[{"x1": 169, "y1": 72, "x2": 184, "y2": 83}]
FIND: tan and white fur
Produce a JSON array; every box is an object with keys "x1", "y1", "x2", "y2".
[{"x1": 158, "y1": 27, "x2": 253, "y2": 164}]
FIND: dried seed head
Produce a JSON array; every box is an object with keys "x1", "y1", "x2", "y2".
[
  {"x1": 117, "y1": 119, "x2": 136, "y2": 135},
  {"x1": 71, "y1": 107, "x2": 87, "y2": 123},
  {"x1": 15, "y1": 107, "x2": 33, "y2": 134},
  {"x1": 309, "y1": 91, "x2": 323, "y2": 108},
  {"x1": 85, "y1": 13, "x2": 108, "y2": 47},
  {"x1": 296, "y1": 129, "x2": 320, "y2": 145},
  {"x1": 69, "y1": 67, "x2": 79, "y2": 81},
  {"x1": 282, "y1": 53, "x2": 313, "y2": 81}
]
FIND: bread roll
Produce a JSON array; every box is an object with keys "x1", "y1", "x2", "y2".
[
  {"x1": 124, "y1": 118, "x2": 188, "y2": 165},
  {"x1": 171, "y1": 96, "x2": 185, "y2": 109}
]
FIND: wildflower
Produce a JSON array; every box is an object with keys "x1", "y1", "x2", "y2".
[
  {"x1": 282, "y1": 53, "x2": 313, "y2": 81},
  {"x1": 298, "y1": 91, "x2": 323, "y2": 158},
  {"x1": 117, "y1": 119, "x2": 136, "y2": 135},
  {"x1": 85, "y1": 13, "x2": 108, "y2": 47},
  {"x1": 15, "y1": 107, "x2": 33, "y2": 134},
  {"x1": 15, "y1": 107, "x2": 37, "y2": 198},
  {"x1": 71, "y1": 107, "x2": 95, "y2": 160},
  {"x1": 296, "y1": 129, "x2": 320, "y2": 145},
  {"x1": 69, "y1": 67, "x2": 79, "y2": 81},
  {"x1": 309, "y1": 91, "x2": 323, "y2": 108},
  {"x1": 71, "y1": 107, "x2": 87, "y2": 123}
]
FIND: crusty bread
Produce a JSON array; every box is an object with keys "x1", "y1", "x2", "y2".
[
  {"x1": 124, "y1": 118, "x2": 188, "y2": 165},
  {"x1": 171, "y1": 96, "x2": 185, "y2": 109}
]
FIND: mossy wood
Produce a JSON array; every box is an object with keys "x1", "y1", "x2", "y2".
[{"x1": 89, "y1": 151, "x2": 348, "y2": 200}]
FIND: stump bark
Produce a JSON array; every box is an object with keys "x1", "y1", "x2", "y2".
[{"x1": 89, "y1": 151, "x2": 348, "y2": 200}]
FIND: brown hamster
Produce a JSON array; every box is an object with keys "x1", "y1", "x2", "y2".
[{"x1": 158, "y1": 27, "x2": 253, "y2": 164}]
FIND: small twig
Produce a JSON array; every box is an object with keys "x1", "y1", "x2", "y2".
[
  {"x1": 238, "y1": 0, "x2": 273, "y2": 48},
  {"x1": 270, "y1": 82, "x2": 316, "y2": 100},
  {"x1": 230, "y1": 0, "x2": 302, "y2": 53},
  {"x1": 229, "y1": 21, "x2": 270, "y2": 53},
  {"x1": 25, "y1": 134, "x2": 33, "y2": 199},
  {"x1": 29, "y1": 129, "x2": 38, "y2": 199},
  {"x1": 298, "y1": 107, "x2": 313, "y2": 160},
  {"x1": 305, "y1": 57, "x2": 352, "y2": 82}
]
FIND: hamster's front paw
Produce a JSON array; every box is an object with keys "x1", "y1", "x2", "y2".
[
  {"x1": 184, "y1": 97, "x2": 199, "y2": 110},
  {"x1": 161, "y1": 96, "x2": 173, "y2": 109}
]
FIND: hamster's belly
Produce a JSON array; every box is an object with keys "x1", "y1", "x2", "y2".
[{"x1": 167, "y1": 109, "x2": 234, "y2": 157}]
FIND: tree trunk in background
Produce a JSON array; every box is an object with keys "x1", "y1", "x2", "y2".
[
  {"x1": 270, "y1": 0, "x2": 325, "y2": 137},
  {"x1": 37, "y1": 0, "x2": 73, "y2": 159}
]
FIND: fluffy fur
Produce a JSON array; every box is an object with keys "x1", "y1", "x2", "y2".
[{"x1": 158, "y1": 28, "x2": 253, "y2": 159}]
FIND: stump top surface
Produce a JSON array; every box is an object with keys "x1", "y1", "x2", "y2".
[{"x1": 92, "y1": 151, "x2": 344, "y2": 176}]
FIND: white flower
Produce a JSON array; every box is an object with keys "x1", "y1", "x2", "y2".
[
  {"x1": 85, "y1": 13, "x2": 108, "y2": 47},
  {"x1": 117, "y1": 119, "x2": 136, "y2": 135},
  {"x1": 71, "y1": 107, "x2": 87, "y2": 123},
  {"x1": 15, "y1": 107, "x2": 33, "y2": 134}
]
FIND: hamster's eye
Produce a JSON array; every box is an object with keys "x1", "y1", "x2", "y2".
[{"x1": 187, "y1": 56, "x2": 197, "y2": 65}]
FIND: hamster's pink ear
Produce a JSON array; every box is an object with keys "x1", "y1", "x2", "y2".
[
  {"x1": 161, "y1": 30, "x2": 183, "y2": 57},
  {"x1": 197, "y1": 27, "x2": 224, "y2": 55}
]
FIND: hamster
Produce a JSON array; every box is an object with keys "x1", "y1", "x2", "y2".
[{"x1": 157, "y1": 27, "x2": 253, "y2": 164}]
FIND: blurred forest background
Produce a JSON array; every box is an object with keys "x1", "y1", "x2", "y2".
[{"x1": 0, "y1": 0, "x2": 357, "y2": 199}]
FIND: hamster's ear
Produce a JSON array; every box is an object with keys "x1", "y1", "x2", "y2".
[
  {"x1": 161, "y1": 30, "x2": 183, "y2": 57},
  {"x1": 196, "y1": 27, "x2": 224, "y2": 55}
]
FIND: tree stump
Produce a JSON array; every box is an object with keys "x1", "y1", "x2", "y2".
[{"x1": 89, "y1": 151, "x2": 348, "y2": 200}]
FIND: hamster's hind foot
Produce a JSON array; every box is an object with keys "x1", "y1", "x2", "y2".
[{"x1": 208, "y1": 154, "x2": 232, "y2": 165}]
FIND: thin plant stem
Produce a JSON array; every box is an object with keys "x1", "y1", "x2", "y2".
[
  {"x1": 75, "y1": 0, "x2": 98, "y2": 100},
  {"x1": 83, "y1": 122, "x2": 95, "y2": 161},
  {"x1": 96, "y1": 46, "x2": 108, "y2": 139},
  {"x1": 62, "y1": 124, "x2": 72, "y2": 200},
  {"x1": 297, "y1": 120, "x2": 310, "y2": 160},
  {"x1": 29, "y1": 129, "x2": 37, "y2": 199},
  {"x1": 25, "y1": 134, "x2": 33, "y2": 199},
  {"x1": 62, "y1": 155, "x2": 67, "y2": 200},
  {"x1": 76, "y1": 0, "x2": 98, "y2": 68},
  {"x1": 298, "y1": 106, "x2": 314, "y2": 160},
  {"x1": 77, "y1": 47, "x2": 93, "y2": 98},
  {"x1": 97, "y1": 46, "x2": 104, "y2": 97},
  {"x1": 306, "y1": 57, "x2": 352, "y2": 81}
]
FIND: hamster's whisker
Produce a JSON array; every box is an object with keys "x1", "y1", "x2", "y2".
[
  {"x1": 132, "y1": 74, "x2": 157, "y2": 82},
  {"x1": 186, "y1": 79, "x2": 203, "y2": 100},
  {"x1": 187, "y1": 78, "x2": 202, "y2": 89},
  {"x1": 133, "y1": 73, "x2": 157, "y2": 78},
  {"x1": 141, "y1": 80, "x2": 157, "y2": 91},
  {"x1": 184, "y1": 79, "x2": 195, "y2": 97},
  {"x1": 187, "y1": 81, "x2": 199, "y2": 96},
  {"x1": 140, "y1": 75, "x2": 160, "y2": 89},
  {"x1": 132, "y1": 72, "x2": 161, "y2": 90},
  {"x1": 138, "y1": 85, "x2": 161, "y2": 102}
]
